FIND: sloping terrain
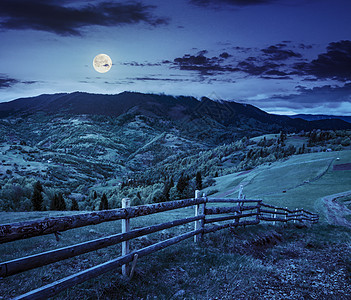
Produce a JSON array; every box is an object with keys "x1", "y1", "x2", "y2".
[{"x1": 207, "y1": 150, "x2": 351, "y2": 221}]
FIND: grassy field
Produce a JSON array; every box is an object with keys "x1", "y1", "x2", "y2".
[
  {"x1": 209, "y1": 150, "x2": 351, "y2": 216},
  {"x1": 1, "y1": 151, "x2": 351, "y2": 299}
]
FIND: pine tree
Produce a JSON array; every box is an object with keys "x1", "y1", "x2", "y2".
[
  {"x1": 162, "y1": 178, "x2": 174, "y2": 201},
  {"x1": 50, "y1": 194, "x2": 59, "y2": 210},
  {"x1": 195, "y1": 171, "x2": 202, "y2": 190},
  {"x1": 99, "y1": 193, "x2": 109, "y2": 210},
  {"x1": 176, "y1": 173, "x2": 188, "y2": 194},
  {"x1": 71, "y1": 199, "x2": 79, "y2": 211},
  {"x1": 31, "y1": 181, "x2": 43, "y2": 211},
  {"x1": 58, "y1": 193, "x2": 66, "y2": 211}
]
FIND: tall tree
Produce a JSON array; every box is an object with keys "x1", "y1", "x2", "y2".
[
  {"x1": 176, "y1": 173, "x2": 188, "y2": 194},
  {"x1": 31, "y1": 181, "x2": 43, "y2": 211},
  {"x1": 51, "y1": 193, "x2": 66, "y2": 210},
  {"x1": 71, "y1": 199, "x2": 79, "y2": 211},
  {"x1": 58, "y1": 193, "x2": 66, "y2": 211},
  {"x1": 196, "y1": 171, "x2": 202, "y2": 190},
  {"x1": 99, "y1": 193, "x2": 109, "y2": 210},
  {"x1": 162, "y1": 178, "x2": 174, "y2": 201},
  {"x1": 50, "y1": 194, "x2": 59, "y2": 211}
]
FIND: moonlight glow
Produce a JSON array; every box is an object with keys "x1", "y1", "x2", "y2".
[{"x1": 93, "y1": 54, "x2": 112, "y2": 73}]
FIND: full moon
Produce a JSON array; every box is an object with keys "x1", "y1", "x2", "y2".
[{"x1": 93, "y1": 54, "x2": 112, "y2": 73}]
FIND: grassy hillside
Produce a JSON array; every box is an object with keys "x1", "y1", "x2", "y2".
[{"x1": 208, "y1": 150, "x2": 351, "y2": 216}]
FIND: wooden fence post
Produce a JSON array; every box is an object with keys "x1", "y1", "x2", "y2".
[
  {"x1": 273, "y1": 209, "x2": 277, "y2": 225},
  {"x1": 194, "y1": 190, "x2": 201, "y2": 243},
  {"x1": 294, "y1": 208, "x2": 297, "y2": 224},
  {"x1": 256, "y1": 201, "x2": 261, "y2": 224},
  {"x1": 200, "y1": 192, "x2": 207, "y2": 241},
  {"x1": 122, "y1": 198, "x2": 130, "y2": 276},
  {"x1": 238, "y1": 185, "x2": 243, "y2": 200}
]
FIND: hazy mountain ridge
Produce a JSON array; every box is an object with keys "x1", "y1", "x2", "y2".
[
  {"x1": 1, "y1": 91, "x2": 351, "y2": 131},
  {"x1": 291, "y1": 114, "x2": 351, "y2": 123}
]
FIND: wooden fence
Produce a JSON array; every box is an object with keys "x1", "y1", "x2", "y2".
[{"x1": 0, "y1": 191, "x2": 319, "y2": 299}]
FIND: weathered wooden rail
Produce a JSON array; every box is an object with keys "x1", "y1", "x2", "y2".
[{"x1": 0, "y1": 191, "x2": 319, "y2": 299}]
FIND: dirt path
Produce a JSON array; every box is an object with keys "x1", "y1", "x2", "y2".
[{"x1": 322, "y1": 190, "x2": 351, "y2": 228}]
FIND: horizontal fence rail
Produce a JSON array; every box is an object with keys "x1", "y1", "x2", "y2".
[
  {"x1": 0, "y1": 198, "x2": 205, "y2": 244},
  {"x1": 0, "y1": 192, "x2": 319, "y2": 299}
]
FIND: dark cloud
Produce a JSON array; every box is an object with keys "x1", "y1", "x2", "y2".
[
  {"x1": 269, "y1": 84, "x2": 351, "y2": 110},
  {"x1": 0, "y1": 75, "x2": 37, "y2": 88},
  {"x1": 166, "y1": 46, "x2": 294, "y2": 78},
  {"x1": 190, "y1": 0, "x2": 274, "y2": 7},
  {"x1": 126, "y1": 77, "x2": 192, "y2": 82},
  {"x1": 122, "y1": 61, "x2": 162, "y2": 67},
  {"x1": 219, "y1": 52, "x2": 231, "y2": 59},
  {"x1": 169, "y1": 51, "x2": 240, "y2": 75},
  {"x1": 237, "y1": 59, "x2": 281, "y2": 76},
  {"x1": 0, "y1": 75, "x2": 18, "y2": 88},
  {"x1": 298, "y1": 43, "x2": 313, "y2": 50},
  {"x1": 294, "y1": 40, "x2": 351, "y2": 81},
  {"x1": 0, "y1": 0, "x2": 168, "y2": 36},
  {"x1": 261, "y1": 45, "x2": 302, "y2": 61}
]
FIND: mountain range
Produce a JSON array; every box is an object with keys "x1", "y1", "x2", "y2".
[
  {"x1": 1, "y1": 91, "x2": 351, "y2": 132},
  {"x1": 291, "y1": 114, "x2": 351, "y2": 124}
]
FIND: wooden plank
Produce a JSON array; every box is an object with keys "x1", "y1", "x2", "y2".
[
  {"x1": 203, "y1": 220, "x2": 259, "y2": 234},
  {"x1": 207, "y1": 198, "x2": 262, "y2": 203},
  {"x1": 205, "y1": 205, "x2": 259, "y2": 215},
  {"x1": 14, "y1": 229, "x2": 203, "y2": 300},
  {"x1": 194, "y1": 190, "x2": 201, "y2": 243},
  {"x1": 129, "y1": 254, "x2": 138, "y2": 280},
  {"x1": 0, "y1": 215, "x2": 204, "y2": 277},
  {"x1": 0, "y1": 198, "x2": 204, "y2": 244},
  {"x1": 260, "y1": 209, "x2": 288, "y2": 215},
  {"x1": 121, "y1": 198, "x2": 130, "y2": 276},
  {"x1": 259, "y1": 216, "x2": 288, "y2": 222},
  {"x1": 204, "y1": 212, "x2": 258, "y2": 224}
]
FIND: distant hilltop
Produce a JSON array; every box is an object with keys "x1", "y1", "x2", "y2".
[
  {"x1": 1, "y1": 91, "x2": 351, "y2": 131},
  {"x1": 291, "y1": 114, "x2": 351, "y2": 124}
]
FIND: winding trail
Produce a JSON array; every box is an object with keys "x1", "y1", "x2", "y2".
[{"x1": 322, "y1": 190, "x2": 351, "y2": 228}]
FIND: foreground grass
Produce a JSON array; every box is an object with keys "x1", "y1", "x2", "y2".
[{"x1": 0, "y1": 208, "x2": 350, "y2": 299}]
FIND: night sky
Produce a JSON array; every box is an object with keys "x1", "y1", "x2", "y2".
[{"x1": 0, "y1": 0, "x2": 351, "y2": 115}]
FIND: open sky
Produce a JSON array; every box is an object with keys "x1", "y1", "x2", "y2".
[{"x1": 0, "y1": 0, "x2": 351, "y2": 115}]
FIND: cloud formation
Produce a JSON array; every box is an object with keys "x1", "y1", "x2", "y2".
[
  {"x1": 190, "y1": 0, "x2": 274, "y2": 7},
  {"x1": 0, "y1": 75, "x2": 18, "y2": 88},
  {"x1": 264, "y1": 84, "x2": 351, "y2": 110},
  {"x1": 0, "y1": 0, "x2": 168, "y2": 36},
  {"x1": 295, "y1": 40, "x2": 351, "y2": 81},
  {"x1": 167, "y1": 45, "x2": 295, "y2": 79},
  {"x1": 261, "y1": 45, "x2": 302, "y2": 61},
  {"x1": 169, "y1": 51, "x2": 240, "y2": 75},
  {"x1": 0, "y1": 75, "x2": 37, "y2": 88}
]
